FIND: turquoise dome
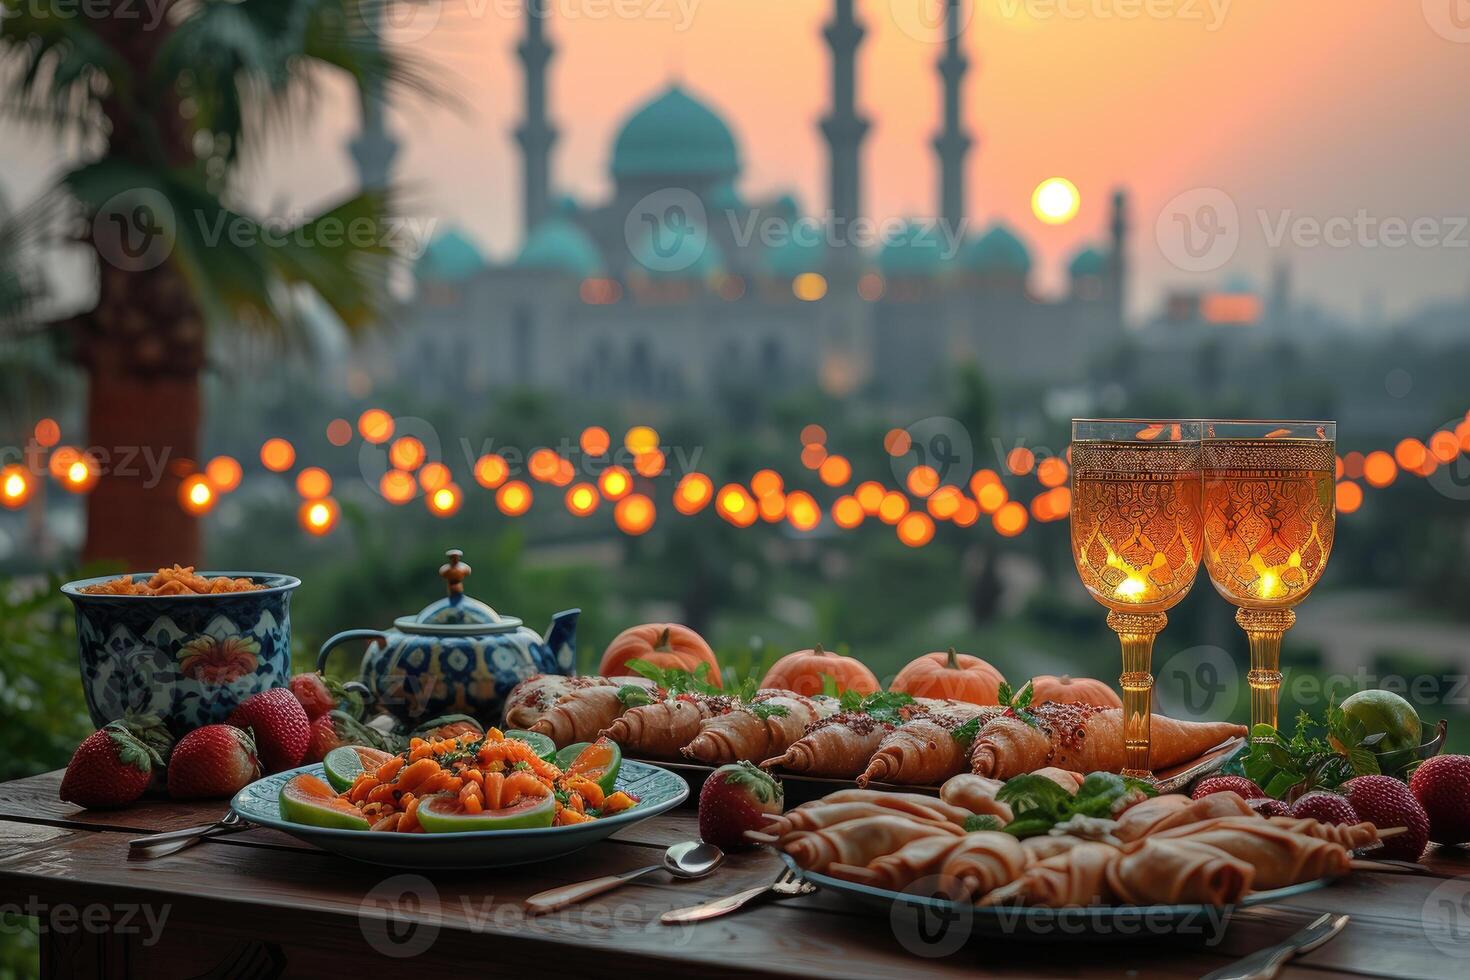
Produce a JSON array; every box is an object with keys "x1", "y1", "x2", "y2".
[
  {"x1": 612, "y1": 85, "x2": 739, "y2": 180},
  {"x1": 879, "y1": 221, "x2": 948, "y2": 277},
  {"x1": 1069, "y1": 246, "x2": 1108, "y2": 279},
  {"x1": 965, "y1": 224, "x2": 1032, "y2": 274},
  {"x1": 515, "y1": 217, "x2": 603, "y2": 277},
  {"x1": 707, "y1": 180, "x2": 743, "y2": 212},
  {"x1": 630, "y1": 228, "x2": 725, "y2": 280},
  {"x1": 416, "y1": 228, "x2": 486, "y2": 283}
]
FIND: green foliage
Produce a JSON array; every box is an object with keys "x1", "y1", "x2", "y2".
[
  {"x1": 995, "y1": 771, "x2": 1156, "y2": 838},
  {"x1": 0, "y1": 574, "x2": 92, "y2": 783}
]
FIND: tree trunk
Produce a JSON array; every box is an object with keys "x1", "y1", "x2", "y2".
[{"x1": 81, "y1": 364, "x2": 200, "y2": 569}]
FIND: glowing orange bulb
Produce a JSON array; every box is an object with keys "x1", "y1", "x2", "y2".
[
  {"x1": 906, "y1": 465, "x2": 940, "y2": 498},
  {"x1": 614, "y1": 493, "x2": 655, "y2": 535},
  {"x1": 497, "y1": 480, "x2": 533, "y2": 516},
  {"x1": 580, "y1": 426, "x2": 611, "y2": 457},
  {"x1": 883, "y1": 428, "x2": 912, "y2": 456},
  {"x1": 48, "y1": 446, "x2": 80, "y2": 481},
  {"x1": 205, "y1": 456, "x2": 242, "y2": 493},
  {"x1": 786, "y1": 491, "x2": 821, "y2": 531},
  {"x1": 33, "y1": 418, "x2": 60, "y2": 448},
  {"x1": 180, "y1": 474, "x2": 215, "y2": 515},
  {"x1": 1335, "y1": 480, "x2": 1363, "y2": 514},
  {"x1": 634, "y1": 449, "x2": 665, "y2": 478},
  {"x1": 854, "y1": 481, "x2": 885, "y2": 515},
  {"x1": 474, "y1": 454, "x2": 509, "y2": 489},
  {"x1": 380, "y1": 469, "x2": 417, "y2": 504},
  {"x1": 927, "y1": 485, "x2": 962, "y2": 520},
  {"x1": 0, "y1": 466, "x2": 32, "y2": 508},
  {"x1": 299, "y1": 497, "x2": 339, "y2": 535},
  {"x1": 295, "y1": 467, "x2": 332, "y2": 499},
  {"x1": 1031, "y1": 491, "x2": 1055, "y2": 522},
  {"x1": 528, "y1": 448, "x2": 561, "y2": 482},
  {"x1": 897, "y1": 511, "x2": 935, "y2": 547},
  {"x1": 1362, "y1": 451, "x2": 1397, "y2": 488},
  {"x1": 388, "y1": 437, "x2": 425, "y2": 472},
  {"x1": 993, "y1": 500, "x2": 1028, "y2": 537},
  {"x1": 953, "y1": 497, "x2": 980, "y2": 527},
  {"x1": 1006, "y1": 447, "x2": 1036, "y2": 476},
  {"x1": 259, "y1": 438, "x2": 295, "y2": 473},
  {"x1": 751, "y1": 469, "x2": 784, "y2": 498},
  {"x1": 1036, "y1": 456, "x2": 1068, "y2": 488},
  {"x1": 878, "y1": 491, "x2": 909, "y2": 524},
  {"x1": 969, "y1": 468, "x2": 1000, "y2": 497},
  {"x1": 418, "y1": 462, "x2": 451, "y2": 493},
  {"x1": 1429, "y1": 430, "x2": 1460, "y2": 464},
  {"x1": 800, "y1": 443, "x2": 828, "y2": 469},
  {"x1": 832, "y1": 495, "x2": 864, "y2": 529},
  {"x1": 800, "y1": 424, "x2": 827, "y2": 446},
  {"x1": 566, "y1": 483, "x2": 599, "y2": 516},
  {"x1": 818, "y1": 454, "x2": 851, "y2": 487},
  {"x1": 326, "y1": 418, "x2": 353, "y2": 447},
  {"x1": 599, "y1": 466, "x2": 632, "y2": 500},
  {"x1": 552, "y1": 457, "x2": 576, "y2": 486},
  {"x1": 1342, "y1": 452, "x2": 1365, "y2": 479},
  {"x1": 758, "y1": 491, "x2": 787, "y2": 523},
  {"x1": 1393, "y1": 438, "x2": 1427, "y2": 471},
  {"x1": 624, "y1": 426, "x2": 659, "y2": 455},
  {"x1": 717, "y1": 484, "x2": 757, "y2": 526},
  {"x1": 1458, "y1": 421, "x2": 1470, "y2": 453},
  {"x1": 976, "y1": 481, "x2": 1008, "y2": 513},
  {"x1": 674, "y1": 473, "x2": 713, "y2": 515},
  {"x1": 357, "y1": 409, "x2": 394, "y2": 444},
  {"x1": 64, "y1": 459, "x2": 92, "y2": 491},
  {"x1": 428, "y1": 483, "x2": 462, "y2": 517}
]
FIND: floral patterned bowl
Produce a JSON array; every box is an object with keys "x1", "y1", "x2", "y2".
[{"x1": 61, "y1": 572, "x2": 300, "y2": 735}]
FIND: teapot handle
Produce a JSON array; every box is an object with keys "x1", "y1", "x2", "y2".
[{"x1": 317, "y1": 629, "x2": 388, "y2": 674}]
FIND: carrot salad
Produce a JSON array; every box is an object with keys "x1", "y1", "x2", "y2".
[{"x1": 342, "y1": 729, "x2": 638, "y2": 832}]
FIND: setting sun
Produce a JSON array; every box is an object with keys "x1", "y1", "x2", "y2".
[{"x1": 1031, "y1": 177, "x2": 1080, "y2": 225}]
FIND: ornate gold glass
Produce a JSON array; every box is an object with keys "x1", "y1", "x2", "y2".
[
  {"x1": 1202, "y1": 421, "x2": 1336, "y2": 740},
  {"x1": 1070, "y1": 420, "x2": 1204, "y2": 779}
]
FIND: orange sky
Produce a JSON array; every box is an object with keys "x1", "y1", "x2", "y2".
[{"x1": 7, "y1": 0, "x2": 1470, "y2": 321}]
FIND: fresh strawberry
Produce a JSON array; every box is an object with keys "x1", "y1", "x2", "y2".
[
  {"x1": 59, "y1": 722, "x2": 160, "y2": 808},
  {"x1": 303, "y1": 714, "x2": 343, "y2": 764},
  {"x1": 1343, "y1": 774, "x2": 1429, "y2": 861},
  {"x1": 698, "y1": 761, "x2": 784, "y2": 851},
  {"x1": 288, "y1": 673, "x2": 335, "y2": 720},
  {"x1": 1289, "y1": 791, "x2": 1357, "y2": 825},
  {"x1": 168, "y1": 726, "x2": 260, "y2": 800},
  {"x1": 227, "y1": 688, "x2": 310, "y2": 773},
  {"x1": 1246, "y1": 797, "x2": 1290, "y2": 817},
  {"x1": 1409, "y1": 754, "x2": 1470, "y2": 845},
  {"x1": 1190, "y1": 775, "x2": 1266, "y2": 801}
]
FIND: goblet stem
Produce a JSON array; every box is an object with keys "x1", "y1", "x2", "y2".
[
  {"x1": 1236, "y1": 607, "x2": 1296, "y2": 740},
  {"x1": 1107, "y1": 610, "x2": 1166, "y2": 780}
]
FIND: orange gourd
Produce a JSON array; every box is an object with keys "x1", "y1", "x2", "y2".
[
  {"x1": 759, "y1": 645, "x2": 879, "y2": 697},
  {"x1": 890, "y1": 648, "x2": 1006, "y2": 705},
  {"x1": 1028, "y1": 674, "x2": 1122, "y2": 709},
  {"x1": 597, "y1": 624, "x2": 722, "y2": 689}
]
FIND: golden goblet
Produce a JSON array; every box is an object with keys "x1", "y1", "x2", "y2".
[
  {"x1": 1070, "y1": 420, "x2": 1204, "y2": 779},
  {"x1": 1202, "y1": 421, "x2": 1336, "y2": 740}
]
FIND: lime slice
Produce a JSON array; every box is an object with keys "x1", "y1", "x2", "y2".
[
  {"x1": 504, "y1": 729, "x2": 558, "y2": 762},
  {"x1": 322, "y1": 745, "x2": 395, "y2": 793},
  {"x1": 561, "y1": 737, "x2": 622, "y2": 797},
  {"x1": 279, "y1": 773, "x2": 370, "y2": 831},
  {"x1": 416, "y1": 790, "x2": 556, "y2": 832},
  {"x1": 554, "y1": 741, "x2": 590, "y2": 769}
]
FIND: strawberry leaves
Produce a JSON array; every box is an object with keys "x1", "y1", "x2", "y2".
[{"x1": 997, "y1": 680, "x2": 1039, "y2": 729}]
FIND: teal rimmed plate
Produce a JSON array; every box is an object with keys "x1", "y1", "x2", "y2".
[{"x1": 233, "y1": 759, "x2": 687, "y2": 869}]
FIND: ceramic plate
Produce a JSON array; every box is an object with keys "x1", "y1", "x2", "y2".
[
  {"x1": 779, "y1": 852, "x2": 1332, "y2": 941},
  {"x1": 232, "y1": 759, "x2": 688, "y2": 869}
]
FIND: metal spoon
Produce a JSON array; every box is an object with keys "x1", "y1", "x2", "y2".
[
  {"x1": 523, "y1": 840, "x2": 724, "y2": 915},
  {"x1": 128, "y1": 811, "x2": 248, "y2": 859}
]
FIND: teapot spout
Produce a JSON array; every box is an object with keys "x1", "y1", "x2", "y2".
[{"x1": 543, "y1": 608, "x2": 580, "y2": 675}]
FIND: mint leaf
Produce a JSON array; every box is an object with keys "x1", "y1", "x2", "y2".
[
  {"x1": 950, "y1": 716, "x2": 981, "y2": 747},
  {"x1": 1012, "y1": 680, "x2": 1035, "y2": 711},
  {"x1": 838, "y1": 689, "x2": 865, "y2": 713},
  {"x1": 1348, "y1": 747, "x2": 1380, "y2": 775},
  {"x1": 624, "y1": 659, "x2": 722, "y2": 696},
  {"x1": 858, "y1": 691, "x2": 915, "y2": 726},
  {"x1": 997, "y1": 681, "x2": 1014, "y2": 706},
  {"x1": 963, "y1": 814, "x2": 1003, "y2": 832},
  {"x1": 749, "y1": 703, "x2": 790, "y2": 720},
  {"x1": 616, "y1": 684, "x2": 654, "y2": 708},
  {"x1": 996, "y1": 774, "x2": 1073, "y2": 818}
]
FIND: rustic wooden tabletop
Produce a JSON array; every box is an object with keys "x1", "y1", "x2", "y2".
[{"x1": 0, "y1": 770, "x2": 1466, "y2": 978}]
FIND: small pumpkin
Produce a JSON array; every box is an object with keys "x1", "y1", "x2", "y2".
[
  {"x1": 890, "y1": 648, "x2": 1006, "y2": 705},
  {"x1": 759, "y1": 645, "x2": 879, "y2": 697},
  {"x1": 597, "y1": 624, "x2": 722, "y2": 688},
  {"x1": 1028, "y1": 674, "x2": 1122, "y2": 709}
]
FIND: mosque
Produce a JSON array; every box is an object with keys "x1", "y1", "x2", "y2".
[{"x1": 375, "y1": 0, "x2": 1130, "y2": 403}]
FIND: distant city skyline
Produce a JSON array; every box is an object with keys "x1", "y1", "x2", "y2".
[{"x1": 6, "y1": 1, "x2": 1470, "y2": 323}]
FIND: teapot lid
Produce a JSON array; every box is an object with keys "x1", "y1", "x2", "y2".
[{"x1": 400, "y1": 550, "x2": 523, "y2": 634}]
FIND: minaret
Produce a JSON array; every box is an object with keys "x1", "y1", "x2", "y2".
[
  {"x1": 821, "y1": 0, "x2": 870, "y2": 249},
  {"x1": 933, "y1": 0, "x2": 972, "y2": 232},
  {"x1": 348, "y1": 5, "x2": 398, "y2": 190},
  {"x1": 1108, "y1": 188, "x2": 1129, "y2": 329},
  {"x1": 516, "y1": 2, "x2": 557, "y2": 239}
]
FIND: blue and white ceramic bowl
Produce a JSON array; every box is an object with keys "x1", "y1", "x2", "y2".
[{"x1": 61, "y1": 571, "x2": 300, "y2": 735}]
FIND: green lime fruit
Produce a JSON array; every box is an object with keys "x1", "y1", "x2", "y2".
[
  {"x1": 322, "y1": 745, "x2": 395, "y2": 793},
  {"x1": 415, "y1": 790, "x2": 556, "y2": 832},
  {"x1": 1341, "y1": 690, "x2": 1422, "y2": 754},
  {"x1": 279, "y1": 773, "x2": 370, "y2": 831},
  {"x1": 558, "y1": 737, "x2": 622, "y2": 797},
  {"x1": 504, "y1": 729, "x2": 558, "y2": 762}
]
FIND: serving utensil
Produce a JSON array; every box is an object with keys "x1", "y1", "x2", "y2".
[
  {"x1": 660, "y1": 867, "x2": 815, "y2": 923},
  {"x1": 128, "y1": 811, "x2": 248, "y2": 859},
  {"x1": 1201, "y1": 912, "x2": 1348, "y2": 980},
  {"x1": 523, "y1": 840, "x2": 723, "y2": 915}
]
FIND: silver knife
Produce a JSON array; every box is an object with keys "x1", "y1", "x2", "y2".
[{"x1": 1201, "y1": 912, "x2": 1349, "y2": 980}]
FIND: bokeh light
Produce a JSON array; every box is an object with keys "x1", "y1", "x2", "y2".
[
  {"x1": 326, "y1": 418, "x2": 353, "y2": 446},
  {"x1": 758, "y1": 491, "x2": 787, "y2": 523},
  {"x1": 1394, "y1": 438, "x2": 1427, "y2": 472},
  {"x1": 427, "y1": 483, "x2": 462, "y2": 517},
  {"x1": 580, "y1": 426, "x2": 611, "y2": 456},
  {"x1": 832, "y1": 495, "x2": 864, "y2": 529},
  {"x1": 800, "y1": 443, "x2": 828, "y2": 469},
  {"x1": 614, "y1": 493, "x2": 655, "y2": 535},
  {"x1": 566, "y1": 482, "x2": 599, "y2": 516},
  {"x1": 786, "y1": 491, "x2": 820, "y2": 531},
  {"x1": 905, "y1": 465, "x2": 940, "y2": 498},
  {"x1": 33, "y1": 418, "x2": 60, "y2": 448},
  {"x1": 300, "y1": 497, "x2": 339, "y2": 535},
  {"x1": 855, "y1": 481, "x2": 885, "y2": 515},
  {"x1": 179, "y1": 474, "x2": 215, "y2": 515},
  {"x1": 1363, "y1": 450, "x2": 1397, "y2": 488},
  {"x1": 897, "y1": 511, "x2": 935, "y2": 547},
  {"x1": 1036, "y1": 456, "x2": 1068, "y2": 488},
  {"x1": 674, "y1": 473, "x2": 713, "y2": 515},
  {"x1": 380, "y1": 469, "x2": 417, "y2": 504},
  {"x1": 599, "y1": 466, "x2": 632, "y2": 500},
  {"x1": 357, "y1": 409, "x2": 393, "y2": 444},
  {"x1": 976, "y1": 481, "x2": 1009, "y2": 513},
  {"x1": 1429, "y1": 430, "x2": 1459, "y2": 463},
  {"x1": 927, "y1": 485, "x2": 962, "y2": 520},
  {"x1": 625, "y1": 426, "x2": 659, "y2": 455},
  {"x1": 792, "y1": 272, "x2": 828, "y2": 302},
  {"x1": 497, "y1": 480, "x2": 533, "y2": 516},
  {"x1": 389, "y1": 436, "x2": 426, "y2": 472},
  {"x1": 206, "y1": 456, "x2": 242, "y2": 493},
  {"x1": 528, "y1": 448, "x2": 562, "y2": 482},
  {"x1": 818, "y1": 454, "x2": 851, "y2": 487},
  {"x1": 1335, "y1": 480, "x2": 1363, "y2": 514},
  {"x1": 261, "y1": 437, "x2": 297, "y2": 472},
  {"x1": 883, "y1": 428, "x2": 912, "y2": 456},
  {"x1": 473, "y1": 454, "x2": 509, "y2": 489},
  {"x1": 993, "y1": 500, "x2": 1029, "y2": 537},
  {"x1": 751, "y1": 469, "x2": 784, "y2": 498},
  {"x1": 633, "y1": 449, "x2": 665, "y2": 478},
  {"x1": 295, "y1": 467, "x2": 332, "y2": 499},
  {"x1": 418, "y1": 462, "x2": 451, "y2": 493},
  {"x1": 717, "y1": 483, "x2": 757, "y2": 527},
  {"x1": 0, "y1": 465, "x2": 32, "y2": 509},
  {"x1": 61, "y1": 454, "x2": 99, "y2": 494},
  {"x1": 1006, "y1": 447, "x2": 1036, "y2": 476},
  {"x1": 800, "y1": 424, "x2": 827, "y2": 446},
  {"x1": 878, "y1": 491, "x2": 910, "y2": 524}
]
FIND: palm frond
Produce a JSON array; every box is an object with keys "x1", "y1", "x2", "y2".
[{"x1": 0, "y1": 2, "x2": 130, "y2": 139}]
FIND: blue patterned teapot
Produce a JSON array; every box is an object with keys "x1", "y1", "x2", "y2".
[{"x1": 317, "y1": 550, "x2": 578, "y2": 726}]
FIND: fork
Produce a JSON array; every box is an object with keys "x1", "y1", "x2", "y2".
[
  {"x1": 128, "y1": 811, "x2": 249, "y2": 858},
  {"x1": 659, "y1": 868, "x2": 815, "y2": 924}
]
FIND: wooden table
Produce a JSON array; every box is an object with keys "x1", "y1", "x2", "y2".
[{"x1": 1, "y1": 770, "x2": 1466, "y2": 978}]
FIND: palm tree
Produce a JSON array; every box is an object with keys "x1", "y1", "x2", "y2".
[{"x1": 1, "y1": 0, "x2": 430, "y2": 568}]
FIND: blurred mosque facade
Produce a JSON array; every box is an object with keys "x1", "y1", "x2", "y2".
[{"x1": 367, "y1": 0, "x2": 1130, "y2": 403}]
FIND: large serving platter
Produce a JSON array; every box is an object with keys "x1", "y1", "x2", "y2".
[
  {"x1": 778, "y1": 852, "x2": 1331, "y2": 942},
  {"x1": 232, "y1": 759, "x2": 688, "y2": 869}
]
